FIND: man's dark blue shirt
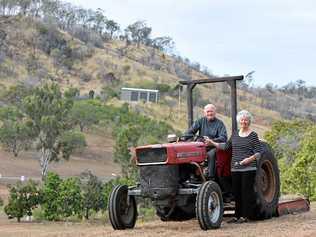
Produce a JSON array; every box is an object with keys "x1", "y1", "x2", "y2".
[{"x1": 186, "y1": 117, "x2": 227, "y2": 142}]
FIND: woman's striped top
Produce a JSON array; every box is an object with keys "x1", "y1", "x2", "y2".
[{"x1": 220, "y1": 131, "x2": 263, "y2": 172}]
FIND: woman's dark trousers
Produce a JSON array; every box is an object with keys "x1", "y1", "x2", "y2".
[{"x1": 231, "y1": 170, "x2": 257, "y2": 218}]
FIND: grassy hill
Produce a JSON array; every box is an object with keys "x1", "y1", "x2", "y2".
[
  {"x1": 0, "y1": 16, "x2": 285, "y2": 125},
  {"x1": 0, "y1": 15, "x2": 315, "y2": 180}
]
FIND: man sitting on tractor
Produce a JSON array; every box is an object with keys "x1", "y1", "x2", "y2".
[{"x1": 185, "y1": 104, "x2": 227, "y2": 179}]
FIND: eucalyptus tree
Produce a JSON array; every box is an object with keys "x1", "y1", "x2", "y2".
[
  {"x1": 22, "y1": 83, "x2": 85, "y2": 178},
  {"x1": 105, "y1": 19, "x2": 120, "y2": 39},
  {"x1": 92, "y1": 8, "x2": 106, "y2": 35},
  {"x1": 0, "y1": 106, "x2": 34, "y2": 157},
  {"x1": 152, "y1": 36, "x2": 174, "y2": 52},
  {"x1": 16, "y1": 0, "x2": 32, "y2": 15},
  {"x1": 125, "y1": 21, "x2": 152, "y2": 47}
]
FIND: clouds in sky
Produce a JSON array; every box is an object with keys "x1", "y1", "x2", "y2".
[{"x1": 68, "y1": 0, "x2": 316, "y2": 86}]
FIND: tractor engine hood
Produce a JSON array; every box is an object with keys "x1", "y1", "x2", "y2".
[{"x1": 135, "y1": 142, "x2": 207, "y2": 166}]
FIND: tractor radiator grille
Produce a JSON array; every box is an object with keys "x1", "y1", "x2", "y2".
[{"x1": 137, "y1": 148, "x2": 167, "y2": 164}]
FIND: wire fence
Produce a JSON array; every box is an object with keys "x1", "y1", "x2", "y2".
[{"x1": 0, "y1": 175, "x2": 115, "y2": 185}]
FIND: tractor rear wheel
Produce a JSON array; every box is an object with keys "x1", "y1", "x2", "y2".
[
  {"x1": 252, "y1": 142, "x2": 280, "y2": 220},
  {"x1": 196, "y1": 181, "x2": 224, "y2": 230},
  {"x1": 108, "y1": 185, "x2": 137, "y2": 230}
]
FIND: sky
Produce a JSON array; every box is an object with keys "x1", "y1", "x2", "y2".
[{"x1": 68, "y1": 0, "x2": 316, "y2": 87}]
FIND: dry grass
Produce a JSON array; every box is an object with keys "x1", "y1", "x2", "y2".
[
  {"x1": 0, "y1": 131, "x2": 121, "y2": 182},
  {"x1": 0, "y1": 201, "x2": 314, "y2": 237}
]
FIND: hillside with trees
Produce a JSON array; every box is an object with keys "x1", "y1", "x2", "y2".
[
  {"x1": 0, "y1": 0, "x2": 315, "y2": 204},
  {"x1": 0, "y1": 0, "x2": 315, "y2": 126}
]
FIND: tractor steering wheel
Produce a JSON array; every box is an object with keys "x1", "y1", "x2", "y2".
[
  {"x1": 179, "y1": 134, "x2": 206, "y2": 142},
  {"x1": 178, "y1": 134, "x2": 194, "y2": 141}
]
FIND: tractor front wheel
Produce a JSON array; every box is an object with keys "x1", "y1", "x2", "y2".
[
  {"x1": 108, "y1": 185, "x2": 137, "y2": 230},
  {"x1": 196, "y1": 181, "x2": 224, "y2": 230}
]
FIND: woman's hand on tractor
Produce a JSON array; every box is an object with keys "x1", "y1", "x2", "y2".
[{"x1": 240, "y1": 157, "x2": 254, "y2": 165}]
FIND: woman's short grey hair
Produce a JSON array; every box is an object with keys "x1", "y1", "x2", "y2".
[{"x1": 236, "y1": 110, "x2": 253, "y2": 125}]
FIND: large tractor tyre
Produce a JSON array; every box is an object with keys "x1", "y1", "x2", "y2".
[
  {"x1": 196, "y1": 181, "x2": 224, "y2": 230},
  {"x1": 108, "y1": 185, "x2": 138, "y2": 230},
  {"x1": 252, "y1": 142, "x2": 280, "y2": 220}
]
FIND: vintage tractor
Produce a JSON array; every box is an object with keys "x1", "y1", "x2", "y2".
[{"x1": 108, "y1": 76, "x2": 280, "y2": 230}]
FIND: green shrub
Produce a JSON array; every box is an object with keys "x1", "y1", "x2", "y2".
[
  {"x1": 57, "y1": 177, "x2": 83, "y2": 219},
  {"x1": 80, "y1": 170, "x2": 104, "y2": 219},
  {"x1": 156, "y1": 83, "x2": 171, "y2": 93},
  {"x1": 64, "y1": 87, "x2": 80, "y2": 99},
  {"x1": 70, "y1": 101, "x2": 100, "y2": 132},
  {"x1": 4, "y1": 180, "x2": 41, "y2": 222},
  {"x1": 0, "y1": 106, "x2": 34, "y2": 157},
  {"x1": 264, "y1": 120, "x2": 316, "y2": 200},
  {"x1": 41, "y1": 173, "x2": 84, "y2": 220},
  {"x1": 32, "y1": 207, "x2": 45, "y2": 221},
  {"x1": 60, "y1": 130, "x2": 87, "y2": 158},
  {"x1": 101, "y1": 86, "x2": 119, "y2": 100},
  {"x1": 283, "y1": 127, "x2": 316, "y2": 200},
  {"x1": 41, "y1": 172, "x2": 62, "y2": 221}
]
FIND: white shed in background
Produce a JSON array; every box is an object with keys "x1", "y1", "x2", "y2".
[{"x1": 120, "y1": 87, "x2": 159, "y2": 103}]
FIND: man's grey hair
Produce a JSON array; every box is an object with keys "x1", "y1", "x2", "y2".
[
  {"x1": 236, "y1": 110, "x2": 253, "y2": 125},
  {"x1": 204, "y1": 104, "x2": 216, "y2": 111}
]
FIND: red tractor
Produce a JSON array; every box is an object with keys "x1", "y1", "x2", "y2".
[{"x1": 108, "y1": 76, "x2": 280, "y2": 230}]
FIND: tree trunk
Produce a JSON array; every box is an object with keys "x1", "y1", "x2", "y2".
[
  {"x1": 80, "y1": 124, "x2": 84, "y2": 132},
  {"x1": 85, "y1": 208, "x2": 89, "y2": 220},
  {"x1": 13, "y1": 142, "x2": 18, "y2": 157},
  {"x1": 40, "y1": 148, "x2": 52, "y2": 180}
]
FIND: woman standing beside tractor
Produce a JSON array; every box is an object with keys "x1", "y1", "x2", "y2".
[{"x1": 208, "y1": 110, "x2": 263, "y2": 223}]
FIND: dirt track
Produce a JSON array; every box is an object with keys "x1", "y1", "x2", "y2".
[{"x1": 0, "y1": 203, "x2": 315, "y2": 237}]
